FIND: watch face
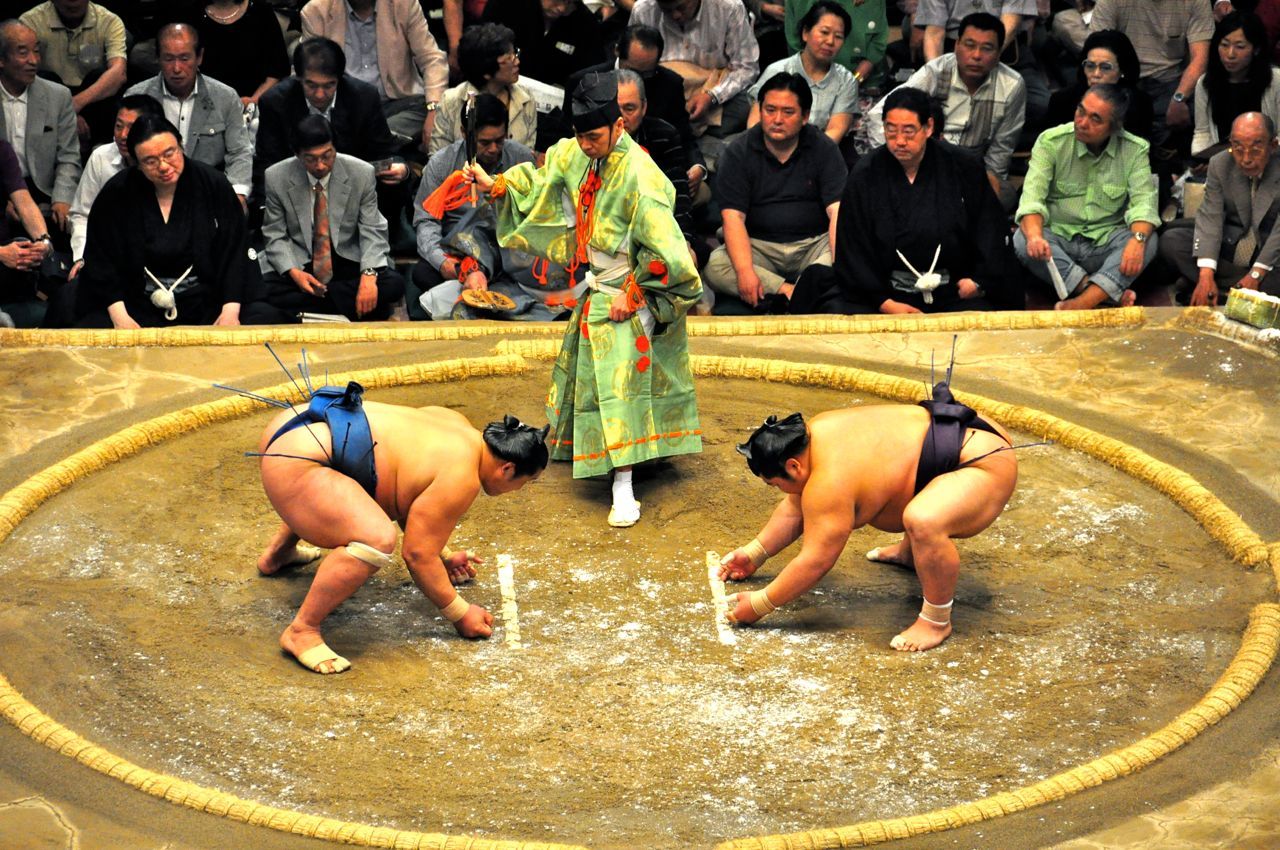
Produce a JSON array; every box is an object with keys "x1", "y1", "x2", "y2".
[{"x1": 1251, "y1": 270, "x2": 1262, "y2": 279}]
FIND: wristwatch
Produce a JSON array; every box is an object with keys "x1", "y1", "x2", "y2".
[
  {"x1": 1132, "y1": 231, "x2": 1148, "y2": 243},
  {"x1": 424, "y1": 100, "x2": 439, "y2": 112},
  {"x1": 1250, "y1": 268, "x2": 1264, "y2": 280},
  {"x1": 1172, "y1": 91, "x2": 1187, "y2": 104},
  {"x1": 361, "y1": 267, "x2": 379, "y2": 276}
]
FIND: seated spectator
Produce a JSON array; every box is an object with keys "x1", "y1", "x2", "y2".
[
  {"x1": 1014, "y1": 84, "x2": 1158, "y2": 310},
  {"x1": 72, "y1": 114, "x2": 256, "y2": 327},
  {"x1": 482, "y1": 0, "x2": 605, "y2": 89},
  {"x1": 1160, "y1": 112, "x2": 1280, "y2": 305},
  {"x1": 68, "y1": 94, "x2": 164, "y2": 278},
  {"x1": 255, "y1": 39, "x2": 410, "y2": 226},
  {"x1": 125, "y1": 23, "x2": 254, "y2": 204},
  {"x1": 914, "y1": 0, "x2": 1046, "y2": 133},
  {"x1": 1090, "y1": 0, "x2": 1213, "y2": 150},
  {"x1": 430, "y1": 23, "x2": 536, "y2": 155},
  {"x1": 749, "y1": 1, "x2": 859, "y2": 144},
  {"x1": 566, "y1": 25, "x2": 707, "y2": 193},
  {"x1": 0, "y1": 21, "x2": 82, "y2": 242},
  {"x1": 20, "y1": 0, "x2": 128, "y2": 146},
  {"x1": 785, "y1": 0, "x2": 888, "y2": 90},
  {"x1": 161, "y1": 0, "x2": 292, "y2": 106},
  {"x1": 806, "y1": 86, "x2": 1016, "y2": 314},
  {"x1": 300, "y1": 0, "x2": 448, "y2": 145},
  {"x1": 1046, "y1": 29, "x2": 1153, "y2": 141},
  {"x1": 410, "y1": 94, "x2": 577, "y2": 320},
  {"x1": 245, "y1": 115, "x2": 405, "y2": 323},
  {"x1": 616, "y1": 69, "x2": 706, "y2": 266},
  {"x1": 0, "y1": 138, "x2": 64, "y2": 328},
  {"x1": 1051, "y1": 0, "x2": 1093, "y2": 56},
  {"x1": 867, "y1": 12, "x2": 1025, "y2": 209},
  {"x1": 744, "y1": 0, "x2": 789, "y2": 69},
  {"x1": 703, "y1": 72, "x2": 846, "y2": 311},
  {"x1": 1192, "y1": 12, "x2": 1280, "y2": 159},
  {"x1": 630, "y1": 0, "x2": 760, "y2": 137}
]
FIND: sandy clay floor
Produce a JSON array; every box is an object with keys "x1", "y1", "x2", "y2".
[{"x1": 0, "y1": 315, "x2": 1278, "y2": 849}]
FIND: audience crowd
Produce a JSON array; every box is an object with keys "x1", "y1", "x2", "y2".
[{"x1": 2, "y1": 0, "x2": 1279, "y2": 329}]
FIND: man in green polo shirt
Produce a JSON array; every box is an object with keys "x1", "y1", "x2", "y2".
[{"x1": 1013, "y1": 83, "x2": 1159, "y2": 310}]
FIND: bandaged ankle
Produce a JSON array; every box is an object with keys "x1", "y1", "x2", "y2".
[
  {"x1": 749, "y1": 588, "x2": 777, "y2": 617},
  {"x1": 920, "y1": 598, "x2": 954, "y2": 626},
  {"x1": 345, "y1": 541, "x2": 394, "y2": 570},
  {"x1": 742, "y1": 538, "x2": 770, "y2": 568},
  {"x1": 439, "y1": 593, "x2": 470, "y2": 622}
]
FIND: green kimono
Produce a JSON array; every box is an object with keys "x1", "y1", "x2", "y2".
[{"x1": 493, "y1": 132, "x2": 703, "y2": 478}]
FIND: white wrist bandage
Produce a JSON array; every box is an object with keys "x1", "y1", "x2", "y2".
[
  {"x1": 743, "y1": 538, "x2": 770, "y2": 568},
  {"x1": 749, "y1": 589, "x2": 777, "y2": 617},
  {"x1": 439, "y1": 594, "x2": 469, "y2": 622}
]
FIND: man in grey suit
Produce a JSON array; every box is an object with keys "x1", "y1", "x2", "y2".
[
  {"x1": 243, "y1": 114, "x2": 404, "y2": 324},
  {"x1": 1160, "y1": 112, "x2": 1280, "y2": 306},
  {"x1": 124, "y1": 23, "x2": 252, "y2": 204},
  {"x1": 0, "y1": 21, "x2": 81, "y2": 235}
]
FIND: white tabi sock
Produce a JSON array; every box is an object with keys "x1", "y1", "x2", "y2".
[{"x1": 611, "y1": 469, "x2": 637, "y2": 511}]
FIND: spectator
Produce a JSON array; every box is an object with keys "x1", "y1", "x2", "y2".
[
  {"x1": 1046, "y1": 29, "x2": 1153, "y2": 140},
  {"x1": 1050, "y1": 0, "x2": 1094, "y2": 55},
  {"x1": 167, "y1": 0, "x2": 292, "y2": 106},
  {"x1": 410, "y1": 93, "x2": 546, "y2": 319},
  {"x1": 0, "y1": 138, "x2": 61, "y2": 328},
  {"x1": 809, "y1": 86, "x2": 1016, "y2": 315},
  {"x1": 616, "y1": 69, "x2": 705, "y2": 265},
  {"x1": 73, "y1": 114, "x2": 256, "y2": 327},
  {"x1": 300, "y1": 0, "x2": 449, "y2": 145},
  {"x1": 1192, "y1": 12, "x2": 1280, "y2": 159},
  {"x1": 703, "y1": 72, "x2": 846, "y2": 311},
  {"x1": 68, "y1": 94, "x2": 164, "y2": 277},
  {"x1": 1089, "y1": 0, "x2": 1213, "y2": 149},
  {"x1": 430, "y1": 23, "x2": 535, "y2": 155},
  {"x1": 630, "y1": 0, "x2": 760, "y2": 136},
  {"x1": 255, "y1": 38, "x2": 407, "y2": 193},
  {"x1": 749, "y1": 1, "x2": 859, "y2": 144},
  {"x1": 125, "y1": 23, "x2": 254, "y2": 204},
  {"x1": 1161, "y1": 112, "x2": 1280, "y2": 305},
  {"x1": 0, "y1": 21, "x2": 81, "y2": 242},
  {"x1": 566, "y1": 25, "x2": 707, "y2": 193},
  {"x1": 20, "y1": 0, "x2": 128, "y2": 146},
  {"x1": 867, "y1": 12, "x2": 1025, "y2": 208},
  {"x1": 1014, "y1": 84, "x2": 1158, "y2": 310},
  {"x1": 482, "y1": 0, "x2": 605, "y2": 89},
  {"x1": 785, "y1": 0, "x2": 888, "y2": 90},
  {"x1": 246, "y1": 115, "x2": 405, "y2": 323}
]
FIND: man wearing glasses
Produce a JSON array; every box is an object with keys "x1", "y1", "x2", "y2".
[
  {"x1": 1014, "y1": 84, "x2": 1159, "y2": 310},
  {"x1": 1159, "y1": 111, "x2": 1280, "y2": 306}
]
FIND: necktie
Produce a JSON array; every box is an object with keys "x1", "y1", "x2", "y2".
[
  {"x1": 1233, "y1": 179, "x2": 1259, "y2": 268},
  {"x1": 312, "y1": 182, "x2": 333, "y2": 284}
]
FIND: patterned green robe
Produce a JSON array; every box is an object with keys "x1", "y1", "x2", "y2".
[{"x1": 493, "y1": 132, "x2": 703, "y2": 478}]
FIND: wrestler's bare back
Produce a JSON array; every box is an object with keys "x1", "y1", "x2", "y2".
[
  {"x1": 805, "y1": 405, "x2": 1015, "y2": 532},
  {"x1": 259, "y1": 403, "x2": 484, "y2": 522}
]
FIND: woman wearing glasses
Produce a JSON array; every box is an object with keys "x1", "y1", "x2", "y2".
[
  {"x1": 1192, "y1": 12, "x2": 1280, "y2": 159},
  {"x1": 430, "y1": 23, "x2": 537, "y2": 155},
  {"x1": 72, "y1": 114, "x2": 257, "y2": 328},
  {"x1": 1046, "y1": 29, "x2": 1152, "y2": 141}
]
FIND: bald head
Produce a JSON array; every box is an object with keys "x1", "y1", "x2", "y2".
[{"x1": 1228, "y1": 112, "x2": 1278, "y2": 179}]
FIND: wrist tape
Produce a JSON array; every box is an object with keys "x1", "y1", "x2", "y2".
[
  {"x1": 743, "y1": 538, "x2": 770, "y2": 568},
  {"x1": 749, "y1": 588, "x2": 776, "y2": 617},
  {"x1": 439, "y1": 594, "x2": 469, "y2": 622}
]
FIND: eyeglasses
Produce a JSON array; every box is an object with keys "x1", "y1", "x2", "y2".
[
  {"x1": 1082, "y1": 60, "x2": 1117, "y2": 74},
  {"x1": 1229, "y1": 141, "x2": 1269, "y2": 155},
  {"x1": 498, "y1": 48, "x2": 520, "y2": 64},
  {"x1": 884, "y1": 124, "x2": 923, "y2": 139},
  {"x1": 138, "y1": 146, "x2": 182, "y2": 170}
]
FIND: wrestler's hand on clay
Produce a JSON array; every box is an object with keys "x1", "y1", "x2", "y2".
[
  {"x1": 718, "y1": 549, "x2": 760, "y2": 582},
  {"x1": 725, "y1": 591, "x2": 761, "y2": 626},
  {"x1": 443, "y1": 549, "x2": 482, "y2": 584},
  {"x1": 454, "y1": 603, "x2": 494, "y2": 639}
]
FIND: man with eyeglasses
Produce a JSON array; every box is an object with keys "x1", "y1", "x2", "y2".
[
  {"x1": 245, "y1": 114, "x2": 404, "y2": 324},
  {"x1": 1014, "y1": 84, "x2": 1159, "y2": 310},
  {"x1": 867, "y1": 12, "x2": 1025, "y2": 210},
  {"x1": 1159, "y1": 111, "x2": 1280, "y2": 306}
]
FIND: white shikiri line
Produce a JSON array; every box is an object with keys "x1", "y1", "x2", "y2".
[
  {"x1": 496, "y1": 554, "x2": 523, "y2": 649},
  {"x1": 706, "y1": 551, "x2": 737, "y2": 646}
]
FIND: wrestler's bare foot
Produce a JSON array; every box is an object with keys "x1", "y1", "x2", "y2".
[
  {"x1": 280, "y1": 621, "x2": 349, "y2": 674},
  {"x1": 865, "y1": 540, "x2": 914, "y2": 569},
  {"x1": 890, "y1": 617, "x2": 952, "y2": 652},
  {"x1": 258, "y1": 526, "x2": 321, "y2": 575}
]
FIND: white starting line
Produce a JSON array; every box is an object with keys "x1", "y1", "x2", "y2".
[
  {"x1": 706, "y1": 551, "x2": 737, "y2": 646},
  {"x1": 496, "y1": 554, "x2": 523, "y2": 649}
]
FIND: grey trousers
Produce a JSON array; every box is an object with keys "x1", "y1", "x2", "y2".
[{"x1": 703, "y1": 232, "x2": 831, "y2": 297}]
